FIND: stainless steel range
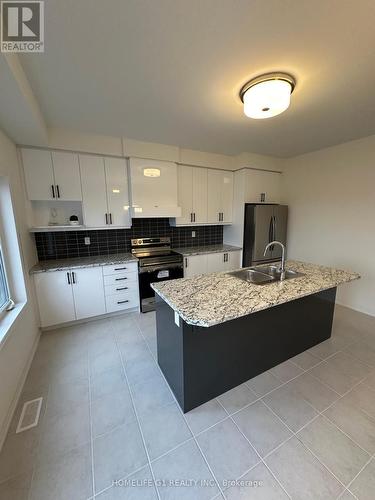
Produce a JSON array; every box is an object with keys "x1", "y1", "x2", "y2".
[{"x1": 131, "y1": 237, "x2": 183, "y2": 312}]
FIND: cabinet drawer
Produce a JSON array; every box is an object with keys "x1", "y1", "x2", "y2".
[
  {"x1": 102, "y1": 262, "x2": 138, "y2": 276},
  {"x1": 103, "y1": 272, "x2": 137, "y2": 286},
  {"x1": 104, "y1": 282, "x2": 138, "y2": 296},
  {"x1": 105, "y1": 292, "x2": 139, "y2": 313}
]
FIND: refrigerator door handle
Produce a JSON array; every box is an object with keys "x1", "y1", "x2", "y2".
[{"x1": 268, "y1": 216, "x2": 273, "y2": 244}]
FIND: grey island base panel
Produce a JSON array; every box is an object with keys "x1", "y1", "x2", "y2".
[{"x1": 155, "y1": 287, "x2": 336, "y2": 413}]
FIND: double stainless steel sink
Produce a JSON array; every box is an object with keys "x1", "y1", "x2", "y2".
[{"x1": 228, "y1": 265, "x2": 304, "y2": 285}]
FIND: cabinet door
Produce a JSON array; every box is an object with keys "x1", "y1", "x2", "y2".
[
  {"x1": 183, "y1": 254, "x2": 208, "y2": 278},
  {"x1": 206, "y1": 253, "x2": 225, "y2": 273},
  {"x1": 192, "y1": 167, "x2": 208, "y2": 224},
  {"x1": 176, "y1": 165, "x2": 193, "y2": 225},
  {"x1": 21, "y1": 148, "x2": 55, "y2": 201},
  {"x1": 104, "y1": 157, "x2": 131, "y2": 227},
  {"x1": 207, "y1": 169, "x2": 222, "y2": 223},
  {"x1": 221, "y1": 171, "x2": 233, "y2": 223},
  {"x1": 80, "y1": 155, "x2": 108, "y2": 227},
  {"x1": 226, "y1": 250, "x2": 242, "y2": 271},
  {"x1": 34, "y1": 271, "x2": 75, "y2": 327},
  {"x1": 51, "y1": 151, "x2": 82, "y2": 201},
  {"x1": 245, "y1": 170, "x2": 281, "y2": 203},
  {"x1": 72, "y1": 267, "x2": 106, "y2": 320}
]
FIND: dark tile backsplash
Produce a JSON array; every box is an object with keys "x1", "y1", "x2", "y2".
[{"x1": 34, "y1": 218, "x2": 224, "y2": 261}]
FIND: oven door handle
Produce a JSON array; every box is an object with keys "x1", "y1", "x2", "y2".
[{"x1": 139, "y1": 263, "x2": 183, "y2": 274}]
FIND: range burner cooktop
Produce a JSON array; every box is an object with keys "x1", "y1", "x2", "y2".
[
  {"x1": 132, "y1": 237, "x2": 183, "y2": 313},
  {"x1": 131, "y1": 237, "x2": 182, "y2": 267}
]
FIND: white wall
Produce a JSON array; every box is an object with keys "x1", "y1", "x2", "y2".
[
  {"x1": 282, "y1": 135, "x2": 375, "y2": 316},
  {"x1": 0, "y1": 129, "x2": 40, "y2": 447}
]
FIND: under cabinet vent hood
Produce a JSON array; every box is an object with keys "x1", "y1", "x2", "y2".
[{"x1": 129, "y1": 158, "x2": 181, "y2": 218}]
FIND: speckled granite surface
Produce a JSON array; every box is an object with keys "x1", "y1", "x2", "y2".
[
  {"x1": 151, "y1": 260, "x2": 360, "y2": 327},
  {"x1": 30, "y1": 253, "x2": 138, "y2": 274},
  {"x1": 173, "y1": 244, "x2": 242, "y2": 256}
]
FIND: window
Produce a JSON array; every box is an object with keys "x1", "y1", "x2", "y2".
[{"x1": 0, "y1": 246, "x2": 10, "y2": 314}]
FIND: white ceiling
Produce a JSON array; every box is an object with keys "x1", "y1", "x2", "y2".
[{"x1": 17, "y1": 0, "x2": 375, "y2": 157}]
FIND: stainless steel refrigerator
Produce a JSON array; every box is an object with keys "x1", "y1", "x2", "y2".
[{"x1": 243, "y1": 204, "x2": 288, "y2": 267}]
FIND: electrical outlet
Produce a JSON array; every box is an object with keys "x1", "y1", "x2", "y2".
[
  {"x1": 84, "y1": 237, "x2": 90, "y2": 245},
  {"x1": 191, "y1": 231, "x2": 196, "y2": 238}
]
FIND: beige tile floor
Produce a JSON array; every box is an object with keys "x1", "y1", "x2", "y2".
[{"x1": 0, "y1": 304, "x2": 374, "y2": 499}]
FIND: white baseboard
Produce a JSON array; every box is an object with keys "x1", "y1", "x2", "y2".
[{"x1": 0, "y1": 330, "x2": 41, "y2": 451}]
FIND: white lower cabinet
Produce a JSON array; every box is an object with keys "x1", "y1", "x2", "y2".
[
  {"x1": 206, "y1": 253, "x2": 226, "y2": 273},
  {"x1": 183, "y1": 254, "x2": 208, "y2": 278},
  {"x1": 183, "y1": 250, "x2": 241, "y2": 278},
  {"x1": 102, "y1": 262, "x2": 139, "y2": 313},
  {"x1": 34, "y1": 262, "x2": 139, "y2": 328},
  {"x1": 225, "y1": 250, "x2": 242, "y2": 271},
  {"x1": 34, "y1": 271, "x2": 76, "y2": 328},
  {"x1": 72, "y1": 267, "x2": 106, "y2": 320}
]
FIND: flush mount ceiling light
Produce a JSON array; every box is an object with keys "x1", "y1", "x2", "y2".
[
  {"x1": 239, "y1": 72, "x2": 296, "y2": 119},
  {"x1": 143, "y1": 168, "x2": 161, "y2": 177}
]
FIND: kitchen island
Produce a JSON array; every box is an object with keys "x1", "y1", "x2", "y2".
[{"x1": 151, "y1": 260, "x2": 359, "y2": 412}]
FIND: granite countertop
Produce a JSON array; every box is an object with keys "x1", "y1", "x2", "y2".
[
  {"x1": 173, "y1": 244, "x2": 242, "y2": 256},
  {"x1": 151, "y1": 260, "x2": 360, "y2": 327},
  {"x1": 30, "y1": 253, "x2": 138, "y2": 274}
]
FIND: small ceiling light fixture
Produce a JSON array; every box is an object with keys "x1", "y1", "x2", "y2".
[
  {"x1": 143, "y1": 168, "x2": 161, "y2": 177},
  {"x1": 239, "y1": 72, "x2": 296, "y2": 119}
]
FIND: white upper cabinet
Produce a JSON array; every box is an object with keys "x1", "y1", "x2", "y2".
[
  {"x1": 245, "y1": 170, "x2": 281, "y2": 204},
  {"x1": 80, "y1": 155, "x2": 108, "y2": 227},
  {"x1": 80, "y1": 155, "x2": 131, "y2": 228},
  {"x1": 207, "y1": 169, "x2": 233, "y2": 224},
  {"x1": 129, "y1": 158, "x2": 181, "y2": 217},
  {"x1": 175, "y1": 165, "x2": 207, "y2": 225},
  {"x1": 104, "y1": 157, "x2": 131, "y2": 227},
  {"x1": 22, "y1": 148, "x2": 81, "y2": 201},
  {"x1": 51, "y1": 151, "x2": 82, "y2": 201},
  {"x1": 22, "y1": 148, "x2": 55, "y2": 201}
]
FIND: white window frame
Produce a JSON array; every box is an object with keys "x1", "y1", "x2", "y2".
[{"x1": 0, "y1": 239, "x2": 12, "y2": 320}]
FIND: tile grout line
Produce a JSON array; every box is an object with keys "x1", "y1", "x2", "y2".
[
  {"x1": 248, "y1": 392, "x2": 354, "y2": 494},
  {"x1": 214, "y1": 397, "x2": 292, "y2": 499},
  {"x1": 112, "y1": 320, "x2": 162, "y2": 500},
  {"x1": 87, "y1": 346, "x2": 97, "y2": 498},
  {"x1": 26, "y1": 375, "x2": 53, "y2": 500},
  {"x1": 137, "y1": 317, "x2": 375, "y2": 498},
  {"x1": 134, "y1": 317, "x2": 227, "y2": 500}
]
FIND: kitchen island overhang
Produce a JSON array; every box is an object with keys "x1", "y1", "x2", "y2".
[{"x1": 151, "y1": 261, "x2": 359, "y2": 413}]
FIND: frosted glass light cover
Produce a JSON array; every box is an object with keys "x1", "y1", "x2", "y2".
[{"x1": 243, "y1": 79, "x2": 292, "y2": 119}]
